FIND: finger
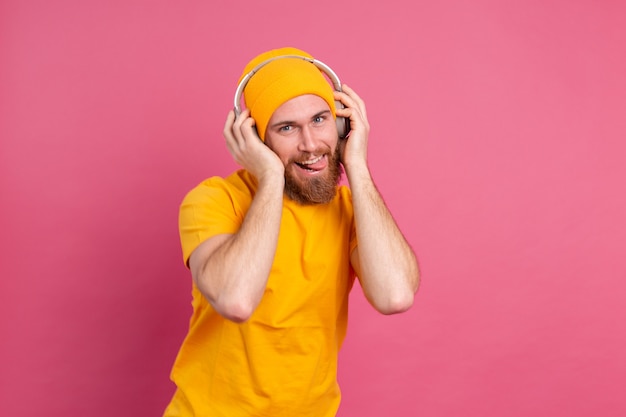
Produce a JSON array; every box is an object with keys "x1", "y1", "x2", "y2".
[
  {"x1": 224, "y1": 109, "x2": 236, "y2": 134},
  {"x1": 334, "y1": 94, "x2": 366, "y2": 129},
  {"x1": 240, "y1": 115, "x2": 258, "y2": 141},
  {"x1": 224, "y1": 110, "x2": 237, "y2": 143},
  {"x1": 223, "y1": 110, "x2": 242, "y2": 157},
  {"x1": 232, "y1": 109, "x2": 250, "y2": 139},
  {"x1": 225, "y1": 109, "x2": 253, "y2": 155},
  {"x1": 341, "y1": 84, "x2": 367, "y2": 118},
  {"x1": 334, "y1": 90, "x2": 363, "y2": 119}
]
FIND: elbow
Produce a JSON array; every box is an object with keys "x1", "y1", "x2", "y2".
[
  {"x1": 370, "y1": 270, "x2": 420, "y2": 315},
  {"x1": 202, "y1": 290, "x2": 258, "y2": 323},
  {"x1": 375, "y1": 291, "x2": 415, "y2": 315},
  {"x1": 215, "y1": 297, "x2": 258, "y2": 323},
  {"x1": 195, "y1": 280, "x2": 259, "y2": 323}
]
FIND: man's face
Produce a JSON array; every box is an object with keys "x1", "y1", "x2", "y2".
[{"x1": 264, "y1": 94, "x2": 342, "y2": 205}]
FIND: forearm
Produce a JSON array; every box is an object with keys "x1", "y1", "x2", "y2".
[
  {"x1": 194, "y1": 177, "x2": 284, "y2": 322},
  {"x1": 347, "y1": 163, "x2": 420, "y2": 314}
]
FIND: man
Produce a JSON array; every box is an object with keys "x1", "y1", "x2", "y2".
[{"x1": 164, "y1": 47, "x2": 419, "y2": 417}]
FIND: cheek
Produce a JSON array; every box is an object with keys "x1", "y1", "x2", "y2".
[
  {"x1": 268, "y1": 143, "x2": 297, "y2": 164},
  {"x1": 265, "y1": 136, "x2": 288, "y2": 156},
  {"x1": 322, "y1": 123, "x2": 339, "y2": 146},
  {"x1": 325, "y1": 136, "x2": 339, "y2": 153}
]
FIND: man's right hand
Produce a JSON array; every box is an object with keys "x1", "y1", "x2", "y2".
[{"x1": 223, "y1": 109, "x2": 285, "y2": 184}]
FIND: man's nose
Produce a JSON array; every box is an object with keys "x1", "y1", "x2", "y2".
[{"x1": 298, "y1": 126, "x2": 318, "y2": 152}]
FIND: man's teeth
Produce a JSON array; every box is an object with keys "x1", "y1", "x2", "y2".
[{"x1": 300, "y1": 155, "x2": 322, "y2": 165}]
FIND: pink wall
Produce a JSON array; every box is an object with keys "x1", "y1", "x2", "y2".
[{"x1": 2, "y1": 1, "x2": 625, "y2": 416}]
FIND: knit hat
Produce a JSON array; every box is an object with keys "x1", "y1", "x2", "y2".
[{"x1": 238, "y1": 47, "x2": 336, "y2": 140}]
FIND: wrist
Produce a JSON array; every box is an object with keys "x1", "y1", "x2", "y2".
[
  {"x1": 344, "y1": 158, "x2": 370, "y2": 179},
  {"x1": 256, "y1": 169, "x2": 285, "y2": 191}
]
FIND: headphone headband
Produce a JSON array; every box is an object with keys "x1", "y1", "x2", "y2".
[{"x1": 233, "y1": 55, "x2": 343, "y2": 115}]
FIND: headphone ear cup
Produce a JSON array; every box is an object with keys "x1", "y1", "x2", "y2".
[{"x1": 334, "y1": 100, "x2": 350, "y2": 139}]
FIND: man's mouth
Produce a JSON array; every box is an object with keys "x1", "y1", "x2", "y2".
[{"x1": 294, "y1": 155, "x2": 327, "y2": 172}]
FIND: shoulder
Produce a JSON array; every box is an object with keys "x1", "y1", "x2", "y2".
[
  {"x1": 334, "y1": 185, "x2": 354, "y2": 211},
  {"x1": 337, "y1": 185, "x2": 352, "y2": 200},
  {"x1": 178, "y1": 170, "x2": 256, "y2": 265},
  {"x1": 182, "y1": 170, "x2": 258, "y2": 206}
]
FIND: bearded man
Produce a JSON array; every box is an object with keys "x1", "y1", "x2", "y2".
[{"x1": 163, "y1": 47, "x2": 420, "y2": 417}]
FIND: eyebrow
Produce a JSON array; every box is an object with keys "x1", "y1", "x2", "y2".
[{"x1": 269, "y1": 110, "x2": 332, "y2": 129}]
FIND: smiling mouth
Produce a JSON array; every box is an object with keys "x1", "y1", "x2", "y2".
[{"x1": 295, "y1": 155, "x2": 326, "y2": 172}]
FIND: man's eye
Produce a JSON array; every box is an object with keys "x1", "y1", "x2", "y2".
[
  {"x1": 314, "y1": 116, "x2": 324, "y2": 123},
  {"x1": 280, "y1": 125, "x2": 292, "y2": 132}
]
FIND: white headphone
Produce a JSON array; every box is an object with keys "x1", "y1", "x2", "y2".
[{"x1": 233, "y1": 55, "x2": 350, "y2": 139}]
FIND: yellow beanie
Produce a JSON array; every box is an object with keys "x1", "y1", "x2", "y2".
[{"x1": 238, "y1": 47, "x2": 336, "y2": 140}]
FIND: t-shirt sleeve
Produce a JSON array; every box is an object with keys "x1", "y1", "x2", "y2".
[{"x1": 178, "y1": 178, "x2": 246, "y2": 266}]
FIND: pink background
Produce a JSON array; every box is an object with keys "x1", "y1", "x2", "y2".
[{"x1": 2, "y1": 1, "x2": 625, "y2": 416}]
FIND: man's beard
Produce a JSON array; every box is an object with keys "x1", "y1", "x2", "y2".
[{"x1": 284, "y1": 146, "x2": 343, "y2": 205}]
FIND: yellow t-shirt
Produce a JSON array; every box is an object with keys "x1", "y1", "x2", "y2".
[{"x1": 164, "y1": 170, "x2": 357, "y2": 417}]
